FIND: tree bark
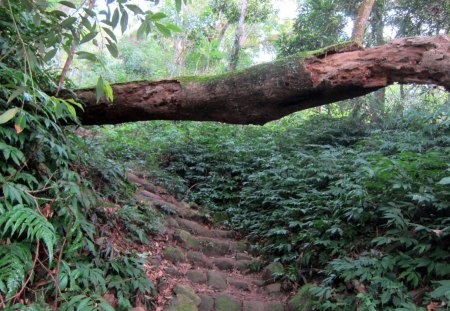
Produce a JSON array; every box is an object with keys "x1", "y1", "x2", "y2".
[
  {"x1": 73, "y1": 35, "x2": 450, "y2": 126},
  {"x1": 352, "y1": 0, "x2": 376, "y2": 45}
]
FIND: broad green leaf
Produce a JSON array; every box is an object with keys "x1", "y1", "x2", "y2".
[
  {"x1": 126, "y1": 4, "x2": 144, "y2": 15},
  {"x1": 438, "y1": 177, "x2": 450, "y2": 185},
  {"x1": 44, "y1": 48, "x2": 58, "y2": 62},
  {"x1": 111, "y1": 8, "x2": 119, "y2": 29},
  {"x1": 166, "y1": 23, "x2": 182, "y2": 32},
  {"x1": 149, "y1": 12, "x2": 167, "y2": 21},
  {"x1": 33, "y1": 13, "x2": 41, "y2": 27},
  {"x1": 96, "y1": 76, "x2": 105, "y2": 102},
  {"x1": 7, "y1": 86, "x2": 30, "y2": 104},
  {"x1": 103, "y1": 81, "x2": 114, "y2": 102},
  {"x1": 51, "y1": 9, "x2": 68, "y2": 18},
  {"x1": 102, "y1": 27, "x2": 117, "y2": 43},
  {"x1": 61, "y1": 16, "x2": 77, "y2": 28},
  {"x1": 83, "y1": 8, "x2": 96, "y2": 17},
  {"x1": 15, "y1": 114, "x2": 26, "y2": 134},
  {"x1": 155, "y1": 23, "x2": 171, "y2": 37},
  {"x1": 120, "y1": 10, "x2": 128, "y2": 34},
  {"x1": 80, "y1": 31, "x2": 98, "y2": 44},
  {"x1": 175, "y1": 0, "x2": 182, "y2": 12},
  {"x1": 76, "y1": 51, "x2": 98, "y2": 62},
  {"x1": 0, "y1": 108, "x2": 19, "y2": 125},
  {"x1": 106, "y1": 43, "x2": 119, "y2": 58},
  {"x1": 59, "y1": 1, "x2": 76, "y2": 9},
  {"x1": 66, "y1": 98, "x2": 84, "y2": 111}
]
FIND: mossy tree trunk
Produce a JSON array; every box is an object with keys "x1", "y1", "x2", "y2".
[{"x1": 73, "y1": 35, "x2": 450, "y2": 126}]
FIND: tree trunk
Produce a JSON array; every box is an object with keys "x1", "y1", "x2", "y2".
[
  {"x1": 352, "y1": 0, "x2": 376, "y2": 45},
  {"x1": 229, "y1": 0, "x2": 249, "y2": 71},
  {"x1": 72, "y1": 35, "x2": 450, "y2": 126},
  {"x1": 369, "y1": 1, "x2": 385, "y2": 123}
]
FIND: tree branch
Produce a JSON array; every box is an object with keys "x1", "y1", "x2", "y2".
[{"x1": 72, "y1": 35, "x2": 450, "y2": 126}]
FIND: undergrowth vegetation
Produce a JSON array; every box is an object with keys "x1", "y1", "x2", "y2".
[
  {"x1": 98, "y1": 92, "x2": 449, "y2": 310},
  {"x1": 0, "y1": 1, "x2": 163, "y2": 309}
]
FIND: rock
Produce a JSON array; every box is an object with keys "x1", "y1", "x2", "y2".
[
  {"x1": 243, "y1": 301, "x2": 284, "y2": 311},
  {"x1": 252, "y1": 279, "x2": 265, "y2": 287},
  {"x1": 231, "y1": 241, "x2": 248, "y2": 252},
  {"x1": 228, "y1": 279, "x2": 249, "y2": 291},
  {"x1": 167, "y1": 217, "x2": 179, "y2": 228},
  {"x1": 157, "y1": 277, "x2": 170, "y2": 292},
  {"x1": 173, "y1": 284, "x2": 201, "y2": 306},
  {"x1": 210, "y1": 229, "x2": 234, "y2": 239},
  {"x1": 198, "y1": 294, "x2": 214, "y2": 311},
  {"x1": 174, "y1": 229, "x2": 201, "y2": 250},
  {"x1": 163, "y1": 246, "x2": 186, "y2": 263},
  {"x1": 187, "y1": 251, "x2": 213, "y2": 268},
  {"x1": 235, "y1": 253, "x2": 252, "y2": 261},
  {"x1": 265, "y1": 282, "x2": 282, "y2": 294},
  {"x1": 262, "y1": 262, "x2": 284, "y2": 283},
  {"x1": 178, "y1": 218, "x2": 210, "y2": 236},
  {"x1": 215, "y1": 295, "x2": 241, "y2": 311},
  {"x1": 207, "y1": 271, "x2": 227, "y2": 291},
  {"x1": 148, "y1": 255, "x2": 162, "y2": 266},
  {"x1": 235, "y1": 260, "x2": 250, "y2": 272},
  {"x1": 243, "y1": 301, "x2": 265, "y2": 311},
  {"x1": 165, "y1": 267, "x2": 183, "y2": 277},
  {"x1": 213, "y1": 258, "x2": 235, "y2": 271},
  {"x1": 186, "y1": 270, "x2": 207, "y2": 284},
  {"x1": 165, "y1": 294, "x2": 198, "y2": 311},
  {"x1": 267, "y1": 302, "x2": 284, "y2": 311},
  {"x1": 199, "y1": 237, "x2": 231, "y2": 256},
  {"x1": 287, "y1": 284, "x2": 316, "y2": 311}
]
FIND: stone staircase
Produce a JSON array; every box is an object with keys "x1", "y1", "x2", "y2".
[{"x1": 128, "y1": 173, "x2": 298, "y2": 311}]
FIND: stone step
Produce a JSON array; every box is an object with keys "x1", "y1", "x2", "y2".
[
  {"x1": 212, "y1": 257, "x2": 250, "y2": 272},
  {"x1": 177, "y1": 218, "x2": 234, "y2": 239},
  {"x1": 137, "y1": 191, "x2": 207, "y2": 222},
  {"x1": 198, "y1": 293, "x2": 286, "y2": 311},
  {"x1": 174, "y1": 229, "x2": 239, "y2": 256}
]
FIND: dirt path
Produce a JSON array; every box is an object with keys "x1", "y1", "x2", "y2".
[{"x1": 128, "y1": 173, "x2": 294, "y2": 311}]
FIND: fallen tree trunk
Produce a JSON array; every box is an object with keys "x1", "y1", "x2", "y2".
[{"x1": 75, "y1": 35, "x2": 450, "y2": 125}]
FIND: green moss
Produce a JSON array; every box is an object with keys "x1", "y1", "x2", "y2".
[
  {"x1": 173, "y1": 285, "x2": 201, "y2": 305},
  {"x1": 215, "y1": 295, "x2": 241, "y2": 311},
  {"x1": 165, "y1": 294, "x2": 198, "y2": 311},
  {"x1": 163, "y1": 246, "x2": 186, "y2": 263},
  {"x1": 175, "y1": 229, "x2": 201, "y2": 249}
]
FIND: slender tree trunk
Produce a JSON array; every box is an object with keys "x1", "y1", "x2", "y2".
[
  {"x1": 370, "y1": 1, "x2": 385, "y2": 123},
  {"x1": 217, "y1": 20, "x2": 229, "y2": 47},
  {"x1": 352, "y1": 0, "x2": 376, "y2": 45},
  {"x1": 69, "y1": 36, "x2": 450, "y2": 126},
  {"x1": 229, "y1": 0, "x2": 249, "y2": 71},
  {"x1": 56, "y1": 0, "x2": 95, "y2": 94}
]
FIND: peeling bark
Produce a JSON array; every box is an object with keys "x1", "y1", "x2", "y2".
[{"x1": 74, "y1": 35, "x2": 450, "y2": 125}]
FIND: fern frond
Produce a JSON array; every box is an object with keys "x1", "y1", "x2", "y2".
[
  {"x1": 0, "y1": 243, "x2": 32, "y2": 298},
  {"x1": 59, "y1": 293, "x2": 115, "y2": 311},
  {"x1": 0, "y1": 206, "x2": 56, "y2": 261}
]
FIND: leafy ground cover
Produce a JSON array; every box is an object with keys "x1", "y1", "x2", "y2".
[{"x1": 97, "y1": 95, "x2": 449, "y2": 310}]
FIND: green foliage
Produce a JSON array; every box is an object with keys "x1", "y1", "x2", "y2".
[
  {"x1": 144, "y1": 97, "x2": 449, "y2": 309},
  {"x1": 0, "y1": 243, "x2": 32, "y2": 299},
  {"x1": 0, "y1": 207, "x2": 55, "y2": 260},
  {"x1": 0, "y1": 0, "x2": 162, "y2": 308},
  {"x1": 276, "y1": 0, "x2": 349, "y2": 56}
]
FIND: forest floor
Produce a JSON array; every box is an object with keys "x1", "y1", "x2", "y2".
[{"x1": 126, "y1": 172, "x2": 296, "y2": 311}]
